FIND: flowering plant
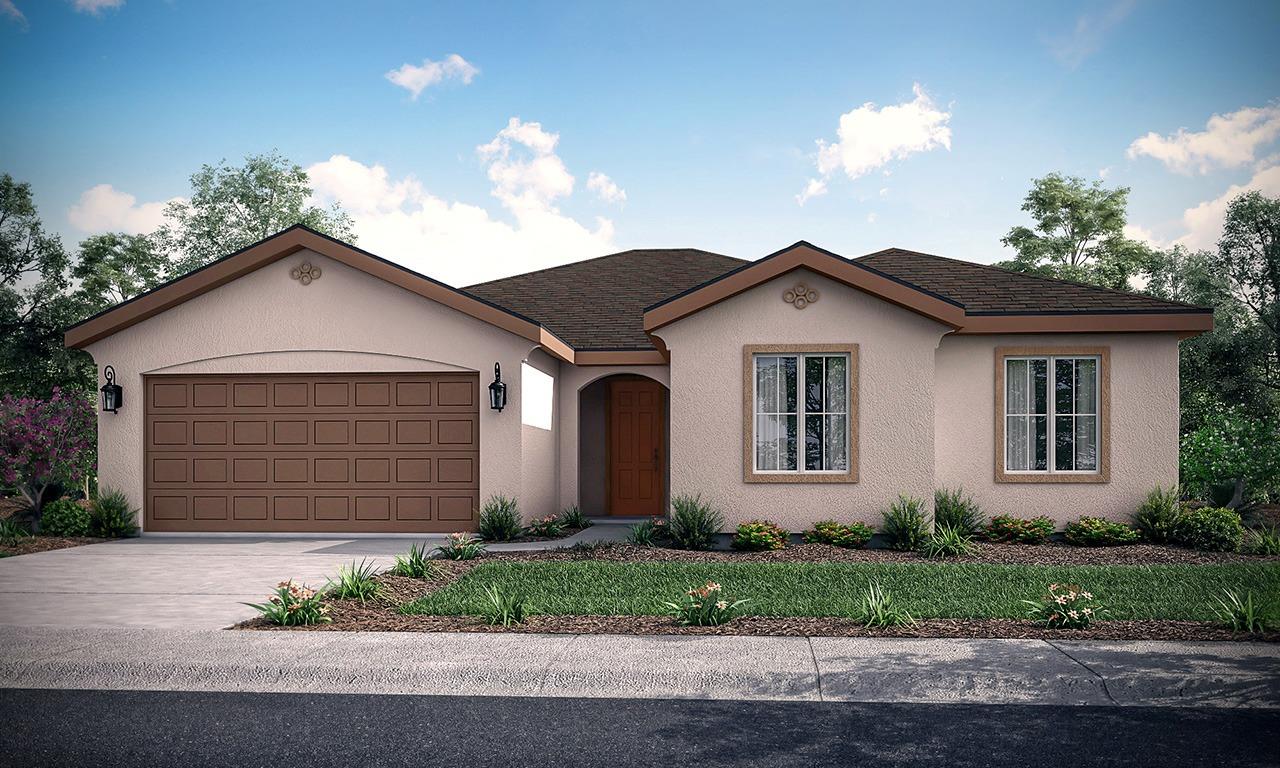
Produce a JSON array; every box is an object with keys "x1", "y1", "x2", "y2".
[
  {"x1": 1023, "y1": 584, "x2": 1103, "y2": 629},
  {"x1": 0, "y1": 389, "x2": 96, "y2": 532},
  {"x1": 435, "y1": 532, "x2": 488, "y2": 560},
  {"x1": 525, "y1": 514, "x2": 565, "y2": 538},
  {"x1": 244, "y1": 580, "x2": 330, "y2": 626},
  {"x1": 663, "y1": 580, "x2": 747, "y2": 626},
  {"x1": 731, "y1": 520, "x2": 789, "y2": 551},
  {"x1": 804, "y1": 520, "x2": 874, "y2": 548}
]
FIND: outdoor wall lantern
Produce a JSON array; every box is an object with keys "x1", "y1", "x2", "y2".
[
  {"x1": 488, "y1": 362, "x2": 507, "y2": 412},
  {"x1": 100, "y1": 365, "x2": 123, "y2": 414}
]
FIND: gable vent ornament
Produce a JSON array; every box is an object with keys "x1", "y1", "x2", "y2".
[
  {"x1": 290, "y1": 262, "x2": 322, "y2": 285},
  {"x1": 783, "y1": 283, "x2": 818, "y2": 309}
]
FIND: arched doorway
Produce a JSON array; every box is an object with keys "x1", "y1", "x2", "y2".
[{"x1": 579, "y1": 374, "x2": 669, "y2": 517}]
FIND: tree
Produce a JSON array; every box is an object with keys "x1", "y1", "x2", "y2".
[
  {"x1": 1215, "y1": 191, "x2": 1280, "y2": 393},
  {"x1": 72, "y1": 232, "x2": 168, "y2": 311},
  {"x1": 0, "y1": 174, "x2": 95, "y2": 399},
  {"x1": 155, "y1": 150, "x2": 355, "y2": 275},
  {"x1": 0, "y1": 388, "x2": 96, "y2": 531},
  {"x1": 998, "y1": 173, "x2": 1152, "y2": 290}
]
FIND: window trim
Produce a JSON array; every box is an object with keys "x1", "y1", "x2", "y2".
[
  {"x1": 742, "y1": 344, "x2": 859, "y2": 484},
  {"x1": 994, "y1": 346, "x2": 1110, "y2": 484}
]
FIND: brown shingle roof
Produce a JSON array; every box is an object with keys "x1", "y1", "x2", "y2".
[
  {"x1": 854, "y1": 247, "x2": 1206, "y2": 314},
  {"x1": 464, "y1": 249, "x2": 746, "y2": 349}
]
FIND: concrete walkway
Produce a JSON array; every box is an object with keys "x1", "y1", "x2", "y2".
[
  {"x1": 0, "y1": 527, "x2": 628, "y2": 629},
  {"x1": 1, "y1": 626, "x2": 1277, "y2": 708}
]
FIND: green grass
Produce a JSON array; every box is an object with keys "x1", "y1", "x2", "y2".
[{"x1": 402, "y1": 561, "x2": 1280, "y2": 621}]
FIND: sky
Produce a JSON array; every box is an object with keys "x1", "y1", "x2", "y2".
[{"x1": 2, "y1": 0, "x2": 1279, "y2": 287}]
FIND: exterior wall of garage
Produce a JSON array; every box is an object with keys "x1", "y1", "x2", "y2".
[{"x1": 83, "y1": 248, "x2": 543, "y2": 531}]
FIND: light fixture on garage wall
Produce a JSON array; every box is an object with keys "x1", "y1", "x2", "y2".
[
  {"x1": 488, "y1": 363, "x2": 507, "y2": 412},
  {"x1": 100, "y1": 365, "x2": 122, "y2": 414}
]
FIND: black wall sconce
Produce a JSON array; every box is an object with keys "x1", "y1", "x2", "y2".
[
  {"x1": 100, "y1": 365, "x2": 123, "y2": 414},
  {"x1": 488, "y1": 362, "x2": 507, "y2": 412}
]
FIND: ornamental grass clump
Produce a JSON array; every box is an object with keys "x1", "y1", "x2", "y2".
[
  {"x1": 88, "y1": 488, "x2": 139, "y2": 539},
  {"x1": 918, "y1": 523, "x2": 975, "y2": 559},
  {"x1": 478, "y1": 495, "x2": 522, "y2": 542},
  {"x1": 664, "y1": 580, "x2": 747, "y2": 626},
  {"x1": 1213, "y1": 588, "x2": 1267, "y2": 634},
  {"x1": 436, "y1": 532, "x2": 488, "y2": 560},
  {"x1": 984, "y1": 514, "x2": 1055, "y2": 544},
  {"x1": 525, "y1": 514, "x2": 565, "y2": 538},
  {"x1": 1063, "y1": 516, "x2": 1140, "y2": 547},
  {"x1": 326, "y1": 559, "x2": 381, "y2": 603},
  {"x1": 1244, "y1": 524, "x2": 1280, "y2": 556},
  {"x1": 558, "y1": 505, "x2": 592, "y2": 530},
  {"x1": 804, "y1": 520, "x2": 874, "y2": 549},
  {"x1": 881, "y1": 495, "x2": 929, "y2": 551},
  {"x1": 1132, "y1": 486, "x2": 1184, "y2": 544},
  {"x1": 853, "y1": 580, "x2": 915, "y2": 628},
  {"x1": 731, "y1": 520, "x2": 789, "y2": 551},
  {"x1": 244, "y1": 580, "x2": 330, "y2": 626},
  {"x1": 0, "y1": 517, "x2": 31, "y2": 546},
  {"x1": 668, "y1": 494, "x2": 724, "y2": 551},
  {"x1": 1172, "y1": 506, "x2": 1244, "y2": 552},
  {"x1": 1023, "y1": 584, "x2": 1102, "y2": 629},
  {"x1": 480, "y1": 585, "x2": 527, "y2": 627},
  {"x1": 390, "y1": 542, "x2": 441, "y2": 579},
  {"x1": 933, "y1": 488, "x2": 983, "y2": 536},
  {"x1": 627, "y1": 518, "x2": 668, "y2": 547}
]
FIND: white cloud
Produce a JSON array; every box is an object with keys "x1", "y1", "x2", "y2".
[
  {"x1": 1127, "y1": 103, "x2": 1280, "y2": 174},
  {"x1": 1173, "y1": 164, "x2": 1280, "y2": 250},
  {"x1": 1098, "y1": 167, "x2": 1112, "y2": 180},
  {"x1": 67, "y1": 184, "x2": 178, "y2": 234},
  {"x1": 866, "y1": 212, "x2": 878, "y2": 224},
  {"x1": 1, "y1": 0, "x2": 26, "y2": 27},
  {"x1": 795, "y1": 178, "x2": 827, "y2": 206},
  {"x1": 586, "y1": 172, "x2": 626, "y2": 205},
  {"x1": 385, "y1": 54, "x2": 479, "y2": 99},
  {"x1": 1046, "y1": 0, "x2": 1136, "y2": 69},
  {"x1": 878, "y1": 187, "x2": 890, "y2": 198},
  {"x1": 72, "y1": 0, "x2": 123, "y2": 14},
  {"x1": 1122, "y1": 223, "x2": 1165, "y2": 249},
  {"x1": 800, "y1": 83, "x2": 951, "y2": 204},
  {"x1": 306, "y1": 118, "x2": 620, "y2": 286}
]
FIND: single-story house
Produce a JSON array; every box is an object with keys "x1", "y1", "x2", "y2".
[{"x1": 65, "y1": 225, "x2": 1213, "y2": 534}]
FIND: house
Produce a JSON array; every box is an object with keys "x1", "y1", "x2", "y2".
[{"x1": 65, "y1": 226, "x2": 1213, "y2": 534}]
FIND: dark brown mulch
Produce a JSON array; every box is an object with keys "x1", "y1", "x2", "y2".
[
  {"x1": 0, "y1": 536, "x2": 106, "y2": 557},
  {"x1": 484, "y1": 541, "x2": 1279, "y2": 566}
]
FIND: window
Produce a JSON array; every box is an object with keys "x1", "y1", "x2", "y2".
[
  {"x1": 745, "y1": 345, "x2": 857, "y2": 482},
  {"x1": 997, "y1": 347, "x2": 1109, "y2": 482}
]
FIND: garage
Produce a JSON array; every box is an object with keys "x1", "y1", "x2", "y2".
[{"x1": 143, "y1": 372, "x2": 480, "y2": 533}]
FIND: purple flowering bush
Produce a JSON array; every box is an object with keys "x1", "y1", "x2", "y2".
[{"x1": 1, "y1": 389, "x2": 96, "y2": 532}]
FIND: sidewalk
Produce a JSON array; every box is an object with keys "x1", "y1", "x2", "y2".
[{"x1": 2, "y1": 626, "x2": 1276, "y2": 708}]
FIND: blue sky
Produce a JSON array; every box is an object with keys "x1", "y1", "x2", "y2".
[{"x1": 2, "y1": 0, "x2": 1278, "y2": 286}]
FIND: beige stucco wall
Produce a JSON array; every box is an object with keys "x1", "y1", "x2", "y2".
[
  {"x1": 654, "y1": 269, "x2": 950, "y2": 531},
  {"x1": 934, "y1": 332, "x2": 1180, "y2": 523},
  {"x1": 83, "y1": 248, "x2": 542, "y2": 530}
]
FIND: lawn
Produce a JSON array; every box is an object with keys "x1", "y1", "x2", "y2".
[{"x1": 403, "y1": 561, "x2": 1280, "y2": 622}]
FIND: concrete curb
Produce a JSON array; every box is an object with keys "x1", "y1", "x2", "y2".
[{"x1": 1, "y1": 627, "x2": 1277, "y2": 708}]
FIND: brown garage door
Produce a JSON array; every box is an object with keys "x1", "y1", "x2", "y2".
[{"x1": 144, "y1": 373, "x2": 479, "y2": 533}]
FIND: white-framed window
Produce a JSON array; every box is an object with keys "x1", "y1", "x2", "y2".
[
  {"x1": 1004, "y1": 354, "x2": 1100, "y2": 474},
  {"x1": 753, "y1": 352, "x2": 849, "y2": 473}
]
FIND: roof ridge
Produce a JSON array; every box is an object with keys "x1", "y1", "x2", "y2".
[
  {"x1": 858, "y1": 247, "x2": 1207, "y2": 311},
  {"x1": 463, "y1": 247, "x2": 741, "y2": 290}
]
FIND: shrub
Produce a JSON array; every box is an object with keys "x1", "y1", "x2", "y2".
[
  {"x1": 1023, "y1": 584, "x2": 1102, "y2": 629},
  {"x1": 1172, "y1": 507, "x2": 1244, "y2": 552},
  {"x1": 0, "y1": 517, "x2": 31, "y2": 546},
  {"x1": 1063, "y1": 517, "x2": 1140, "y2": 547},
  {"x1": 390, "y1": 543, "x2": 441, "y2": 579},
  {"x1": 244, "y1": 580, "x2": 330, "y2": 626},
  {"x1": 668, "y1": 494, "x2": 724, "y2": 551},
  {"x1": 0, "y1": 389, "x2": 96, "y2": 531},
  {"x1": 559, "y1": 505, "x2": 591, "y2": 530},
  {"x1": 436, "y1": 532, "x2": 488, "y2": 560},
  {"x1": 663, "y1": 580, "x2": 746, "y2": 626},
  {"x1": 478, "y1": 495, "x2": 522, "y2": 542},
  {"x1": 326, "y1": 559, "x2": 381, "y2": 602},
  {"x1": 984, "y1": 514, "x2": 1054, "y2": 544},
  {"x1": 1133, "y1": 487, "x2": 1184, "y2": 544},
  {"x1": 933, "y1": 488, "x2": 983, "y2": 536},
  {"x1": 731, "y1": 520, "x2": 789, "y2": 551},
  {"x1": 918, "y1": 524, "x2": 975, "y2": 559},
  {"x1": 1180, "y1": 407, "x2": 1280, "y2": 504},
  {"x1": 627, "y1": 518, "x2": 667, "y2": 547},
  {"x1": 40, "y1": 499, "x2": 91, "y2": 537},
  {"x1": 881, "y1": 495, "x2": 929, "y2": 551},
  {"x1": 1244, "y1": 525, "x2": 1280, "y2": 556},
  {"x1": 480, "y1": 585, "x2": 527, "y2": 626},
  {"x1": 804, "y1": 520, "x2": 874, "y2": 549},
  {"x1": 88, "y1": 488, "x2": 139, "y2": 539},
  {"x1": 853, "y1": 580, "x2": 915, "y2": 628},
  {"x1": 1213, "y1": 589, "x2": 1267, "y2": 634},
  {"x1": 525, "y1": 514, "x2": 565, "y2": 538}
]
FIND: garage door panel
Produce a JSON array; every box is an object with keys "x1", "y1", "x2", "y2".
[{"x1": 145, "y1": 373, "x2": 479, "y2": 533}]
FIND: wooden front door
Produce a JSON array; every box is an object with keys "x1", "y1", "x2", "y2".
[{"x1": 608, "y1": 378, "x2": 665, "y2": 516}]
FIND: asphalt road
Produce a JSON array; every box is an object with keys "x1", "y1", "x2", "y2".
[{"x1": 2, "y1": 689, "x2": 1277, "y2": 768}]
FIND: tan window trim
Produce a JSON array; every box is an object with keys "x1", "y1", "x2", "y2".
[
  {"x1": 742, "y1": 344, "x2": 859, "y2": 484},
  {"x1": 994, "y1": 346, "x2": 1111, "y2": 484}
]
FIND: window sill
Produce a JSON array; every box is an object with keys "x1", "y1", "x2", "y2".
[
  {"x1": 744, "y1": 471, "x2": 858, "y2": 484},
  {"x1": 995, "y1": 471, "x2": 1109, "y2": 484}
]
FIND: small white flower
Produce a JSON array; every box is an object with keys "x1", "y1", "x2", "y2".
[{"x1": 716, "y1": 600, "x2": 729, "y2": 610}]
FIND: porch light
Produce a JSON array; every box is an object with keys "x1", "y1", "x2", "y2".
[
  {"x1": 100, "y1": 365, "x2": 123, "y2": 414},
  {"x1": 488, "y1": 362, "x2": 507, "y2": 412}
]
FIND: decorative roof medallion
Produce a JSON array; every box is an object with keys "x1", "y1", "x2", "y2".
[
  {"x1": 291, "y1": 262, "x2": 322, "y2": 285},
  {"x1": 783, "y1": 283, "x2": 818, "y2": 309}
]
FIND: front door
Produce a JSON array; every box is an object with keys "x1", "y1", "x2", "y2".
[{"x1": 608, "y1": 378, "x2": 665, "y2": 516}]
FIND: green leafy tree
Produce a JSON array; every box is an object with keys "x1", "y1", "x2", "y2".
[
  {"x1": 72, "y1": 232, "x2": 168, "y2": 311},
  {"x1": 155, "y1": 150, "x2": 355, "y2": 275},
  {"x1": 998, "y1": 173, "x2": 1152, "y2": 289},
  {"x1": 0, "y1": 174, "x2": 94, "y2": 398},
  {"x1": 1215, "y1": 191, "x2": 1280, "y2": 394}
]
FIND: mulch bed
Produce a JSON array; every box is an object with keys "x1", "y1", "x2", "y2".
[{"x1": 0, "y1": 536, "x2": 106, "y2": 557}]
